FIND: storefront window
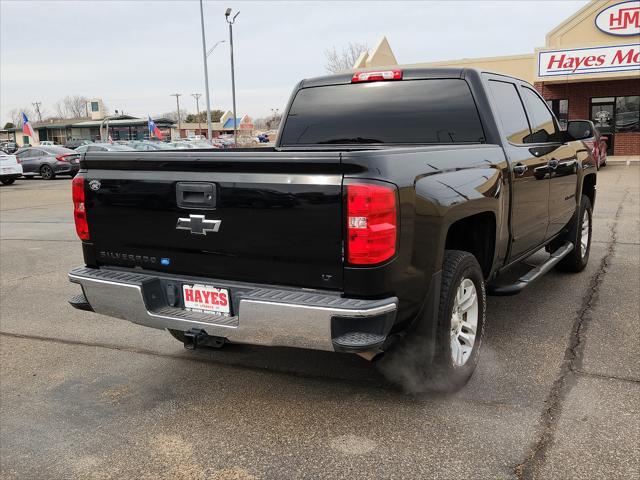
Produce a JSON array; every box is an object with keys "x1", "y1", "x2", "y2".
[
  {"x1": 546, "y1": 99, "x2": 568, "y2": 129},
  {"x1": 615, "y1": 96, "x2": 639, "y2": 132}
]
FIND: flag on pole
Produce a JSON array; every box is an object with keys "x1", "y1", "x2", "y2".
[
  {"x1": 22, "y1": 112, "x2": 35, "y2": 138},
  {"x1": 148, "y1": 116, "x2": 163, "y2": 140}
]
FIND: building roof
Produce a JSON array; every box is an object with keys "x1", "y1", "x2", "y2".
[
  {"x1": 71, "y1": 117, "x2": 174, "y2": 128},
  {"x1": 222, "y1": 118, "x2": 243, "y2": 129}
]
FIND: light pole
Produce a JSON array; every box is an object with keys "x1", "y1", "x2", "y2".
[
  {"x1": 199, "y1": 0, "x2": 214, "y2": 141},
  {"x1": 225, "y1": 8, "x2": 240, "y2": 147},
  {"x1": 191, "y1": 93, "x2": 202, "y2": 136},
  {"x1": 170, "y1": 93, "x2": 182, "y2": 137},
  {"x1": 270, "y1": 108, "x2": 280, "y2": 129}
]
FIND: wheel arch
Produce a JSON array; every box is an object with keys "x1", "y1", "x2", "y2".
[
  {"x1": 444, "y1": 211, "x2": 497, "y2": 279},
  {"x1": 582, "y1": 173, "x2": 596, "y2": 208}
]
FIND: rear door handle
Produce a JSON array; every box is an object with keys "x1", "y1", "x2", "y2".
[{"x1": 513, "y1": 163, "x2": 528, "y2": 176}]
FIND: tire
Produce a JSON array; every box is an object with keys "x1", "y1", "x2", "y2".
[
  {"x1": 378, "y1": 250, "x2": 486, "y2": 393},
  {"x1": 1, "y1": 178, "x2": 15, "y2": 185},
  {"x1": 556, "y1": 194, "x2": 592, "y2": 273},
  {"x1": 40, "y1": 164, "x2": 55, "y2": 180}
]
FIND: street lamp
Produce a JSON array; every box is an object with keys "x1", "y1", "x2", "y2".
[
  {"x1": 225, "y1": 7, "x2": 240, "y2": 147},
  {"x1": 207, "y1": 40, "x2": 225, "y2": 58},
  {"x1": 170, "y1": 93, "x2": 182, "y2": 136},
  {"x1": 199, "y1": 0, "x2": 216, "y2": 142},
  {"x1": 191, "y1": 93, "x2": 202, "y2": 136}
]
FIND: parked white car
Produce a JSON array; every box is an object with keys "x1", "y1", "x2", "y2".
[{"x1": 0, "y1": 153, "x2": 23, "y2": 185}]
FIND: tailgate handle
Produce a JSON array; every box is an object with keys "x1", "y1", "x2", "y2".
[{"x1": 176, "y1": 182, "x2": 216, "y2": 210}]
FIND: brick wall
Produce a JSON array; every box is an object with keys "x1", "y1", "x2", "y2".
[{"x1": 534, "y1": 79, "x2": 639, "y2": 156}]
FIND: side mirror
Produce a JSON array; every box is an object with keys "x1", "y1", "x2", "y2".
[{"x1": 566, "y1": 120, "x2": 594, "y2": 141}]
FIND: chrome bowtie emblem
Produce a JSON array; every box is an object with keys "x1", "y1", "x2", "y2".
[{"x1": 176, "y1": 214, "x2": 222, "y2": 235}]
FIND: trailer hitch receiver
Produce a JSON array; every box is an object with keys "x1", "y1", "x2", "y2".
[{"x1": 183, "y1": 328, "x2": 208, "y2": 350}]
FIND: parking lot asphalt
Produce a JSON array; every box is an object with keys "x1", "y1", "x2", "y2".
[{"x1": 1, "y1": 167, "x2": 638, "y2": 480}]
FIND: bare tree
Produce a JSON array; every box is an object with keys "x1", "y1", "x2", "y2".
[
  {"x1": 324, "y1": 42, "x2": 368, "y2": 73},
  {"x1": 157, "y1": 110, "x2": 188, "y2": 123},
  {"x1": 55, "y1": 95, "x2": 89, "y2": 119},
  {"x1": 8, "y1": 107, "x2": 34, "y2": 127}
]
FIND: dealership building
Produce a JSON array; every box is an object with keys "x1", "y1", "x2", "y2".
[{"x1": 356, "y1": 0, "x2": 639, "y2": 156}]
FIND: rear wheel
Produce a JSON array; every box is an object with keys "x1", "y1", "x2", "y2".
[
  {"x1": 378, "y1": 250, "x2": 486, "y2": 393},
  {"x1": 556, "y1": 194, "x2": 592, "y2": 273},
  {"x1": 1, "y1": 178, "x2": 15, "y2": 185},
  {"x1": 40, "y1": 164, "x2": 55, "y2": 180}
]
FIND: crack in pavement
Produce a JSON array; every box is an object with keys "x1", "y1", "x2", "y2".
[
  {"x1": 513, "y1": 189, "x2": 629, "y2": 480},
  {"x1": 574, "y1": 369, "x2": 639, "y2": 384}
]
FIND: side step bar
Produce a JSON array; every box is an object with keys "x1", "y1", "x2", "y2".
[{"x1": 488, "y1": 242, "x2": 574, "y2": 296}]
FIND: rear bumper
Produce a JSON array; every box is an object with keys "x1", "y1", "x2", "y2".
[
  {"x1": 55, "y1": 162, "x2": 80, "y2": 174},
  {"x1": 69, "y1": 266, "x2": 397, "y2": 352},
  {"x1": 0, "y1": 164, "x2": 22, "y2": 177}
]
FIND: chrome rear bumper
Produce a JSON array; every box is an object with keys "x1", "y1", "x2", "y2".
[{"x1": 69, "y1": 266, "x2": 397, "y2": 352}]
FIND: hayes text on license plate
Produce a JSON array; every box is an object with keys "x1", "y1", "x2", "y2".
[{"x1": 182, "y1": 284, "x2": 230, "y2": 315}]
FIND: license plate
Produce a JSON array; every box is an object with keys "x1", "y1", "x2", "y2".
[
  {"x1": 182, "y1": 284, "x2": 230, "y2": 315},
  {"x1": 1, "y1": 168, "x2": 11, "y2": 174}
]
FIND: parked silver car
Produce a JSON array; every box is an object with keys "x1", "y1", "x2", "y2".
[
  {"x1": 75, "y1": 144, "x2": 136, "y2": 153},
  {"x1": 15, "y1": 146, "x2": 80, "y2": 180}
]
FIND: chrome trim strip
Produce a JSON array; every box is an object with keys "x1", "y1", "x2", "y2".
[{"x1": 89, "y1": 169, "x2": 342, "y2": 186}]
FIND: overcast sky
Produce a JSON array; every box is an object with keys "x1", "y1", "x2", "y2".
[{"x1": 1, "y1": 0, "x2": 589, "y2": 124}]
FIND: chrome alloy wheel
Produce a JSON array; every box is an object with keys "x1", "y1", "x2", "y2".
[
  {"x1": 580, "y1": 209, "x2": 590, "y2": 258},
  {"x1": 450, "y1": 278, "x2": 479, "y2": 367}
]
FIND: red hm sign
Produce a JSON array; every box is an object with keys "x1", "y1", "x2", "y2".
[{"x1": 595, "y1": 1, "x2": 640, "y2": 36}]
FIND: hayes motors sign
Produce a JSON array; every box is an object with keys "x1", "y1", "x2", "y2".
[
  {"x1": 538, "y1": 44, "x2": 640, "y2": 77},
  {"x1": 595, "y1": 1, "x2": 640, "y2": 36}
]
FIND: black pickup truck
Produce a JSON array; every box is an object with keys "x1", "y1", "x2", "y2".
[{"x1": 69, "y1": 68, "x2": 597, "y2": 391}]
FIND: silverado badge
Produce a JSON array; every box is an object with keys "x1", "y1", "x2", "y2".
[{"x1": 176, "y1": 214, "x2": 222, "y2": 235}]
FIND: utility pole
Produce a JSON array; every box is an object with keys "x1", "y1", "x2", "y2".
[
  {"x1": 225, "y1": 8, "x2": 240, "y2": 147},
  {"x1": 191, "y1": 93, "x2": 202, "y2": 136},
  {"x1": 32, "y1": 102, "x2": 42, "y2": 122},
  {"x1": 170, "y1": 93, "x2": 182, "y2": 137}
]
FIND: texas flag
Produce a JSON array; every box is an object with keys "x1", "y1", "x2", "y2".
[
  {"x1": 148, "y1": 116, "x2": 163, "y2": 140},
  {"x1": 22, "y1": 112, "x2": 35, "y2": 138}
]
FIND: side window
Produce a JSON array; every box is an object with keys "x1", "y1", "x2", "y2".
[
  {"x1": 87, "y1": 145, "x2": 104, "y2": 152},
  {"x1": 488, "y1": 80, "x2": 531, "y2": 144},
  {"x1": 521, "y1": 87, "x2": 558, "y2": 143}
]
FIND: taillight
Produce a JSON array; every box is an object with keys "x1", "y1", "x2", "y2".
[
  {"x1": 347, "y1": 183, "x2": 397, "y2": 265},
  {"x1": 72, "y1": 175, "x2": 90, "y2": 240},
  {"x1": 351, "y1": 69, "x2": 402, "y2": 83},
  {"x1": 56, "y1": 154, "x2": 69, "y2": 162}
]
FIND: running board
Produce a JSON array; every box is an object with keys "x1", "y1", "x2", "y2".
[{"x1": 488, "y1": 242, "x2": 574, "y2": 296}]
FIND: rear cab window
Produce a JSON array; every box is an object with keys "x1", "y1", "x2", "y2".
[{"x1": 280, "y1": 79, "x2": 486, "y2": 146}]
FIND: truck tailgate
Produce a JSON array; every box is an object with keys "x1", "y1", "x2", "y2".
[{"x1": 82, "y1": 151, "x2": 344, "y2": 290}]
